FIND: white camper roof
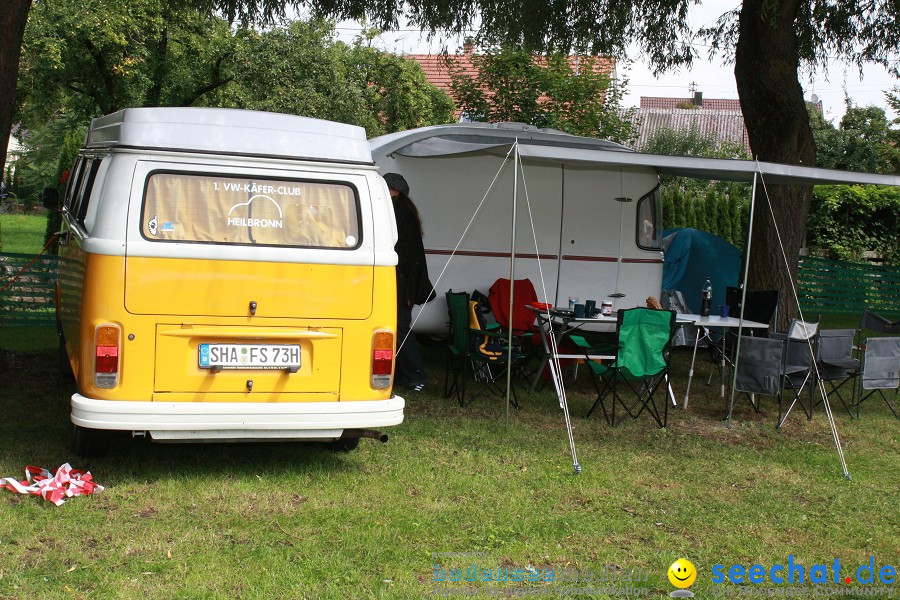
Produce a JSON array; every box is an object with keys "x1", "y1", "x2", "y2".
[
  {"x1": 371, "y1": 123, "x2": 900, "y2": 187},
  {"x1": 87, "y1": 108, "x2": 373, "y2": 164}
]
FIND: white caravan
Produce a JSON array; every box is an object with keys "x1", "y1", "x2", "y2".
[{"x1": 370, "y1": 123, "x2": 664, "y2": 333}]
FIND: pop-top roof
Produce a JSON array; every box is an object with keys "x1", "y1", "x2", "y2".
[{"x1": 86, "y1": 107, "x2": 372, "y2": 164}]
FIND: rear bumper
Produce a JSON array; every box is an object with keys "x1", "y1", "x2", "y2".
[{"x1": 71, "y1": 394, "x2": 404, "y2": 441}]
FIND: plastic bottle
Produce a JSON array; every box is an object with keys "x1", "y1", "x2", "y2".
[{"x1": 700, "y1": 277, "x2": 712, "y2": 317}]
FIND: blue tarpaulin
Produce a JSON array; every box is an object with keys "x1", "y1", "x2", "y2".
[{"x1": 662, "y1": 228, "x2": 741, "y2": 314}]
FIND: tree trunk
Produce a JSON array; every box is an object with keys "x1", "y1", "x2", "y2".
[
  {"x1": 0, "y1": 0, "x2": 32, "y2": 174},
  {"x1": 735, "y1": 0, "x2": 817, "y2": 330}
]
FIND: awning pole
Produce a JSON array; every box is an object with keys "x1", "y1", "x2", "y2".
[
  {"x1": 505, "y1": 141, "x2": 519, "y2": 429},
  {"x1": 726, "y1": 171, "x2": 757, "y2": 423}
]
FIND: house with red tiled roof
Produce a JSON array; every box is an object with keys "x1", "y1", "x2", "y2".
[
  {"x1": 640, "y1": 96, "x2": 743, "y2": 111},
  {"x1": 633, "y1": 94, "x2": 823, "y2": 154},
  {"x1": 405, "y1": 42, "x2": 617, "y2": 119},
  {"x1": 632, "y1": 94, "x2": 750, "y2": 153}
]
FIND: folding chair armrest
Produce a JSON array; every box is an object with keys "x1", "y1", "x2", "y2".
[{"x1": 570, "y1": 335, "x2": 617, "y2": 356}]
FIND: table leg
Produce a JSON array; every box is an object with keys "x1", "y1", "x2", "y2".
[
  {"x1": 683, "y1": 326, "x2": 702, "y2": 410},
  {"x1": 719, "y1": 333, "x2": 727, "y2": 398},
  {"x1": 530, "y1": 317, "x2": 551, "y2": 392}
]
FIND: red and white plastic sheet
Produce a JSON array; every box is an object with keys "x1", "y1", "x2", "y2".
[{"x1": 1, "y1": 463, "x2": 103, "y2": 505}]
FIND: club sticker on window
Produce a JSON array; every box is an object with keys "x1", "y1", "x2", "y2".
[
  {"x1": 143, "y1": 174, "x2": 360, "y2": 248},
  {"x1": 227, "y1": 195, "x2": 284, "y2": 229}
]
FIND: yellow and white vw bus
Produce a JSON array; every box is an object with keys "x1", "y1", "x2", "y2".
[{"x1": 56, "y1": 108, "x2": 403, "y2": 455}]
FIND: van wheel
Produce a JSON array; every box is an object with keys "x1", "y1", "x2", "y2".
[
  {"x1": 329, "y1": 437, "x2": 360, "y2": 452},
  {"x1": 71, "y1": 424, "x2": 110, "y2": 458}
]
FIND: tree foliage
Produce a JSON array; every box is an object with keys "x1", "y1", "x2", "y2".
[
  {"x1": 807, "y1": 100, "x2": 899, "y2": 264},
  {"x1": 448, "y1": 46, "x2": 637, "y2": 144},
  {"x1": 17, "y1": 0, "x2": 239, "y2": 124},
  {"x1": 224, "y1": 22, "x2": 454, "y2": 136},
  {"x1": 12, "y1": 8, "x2": 454, "y2": 209},
  {"x1": 807, "y1": 185, "x2": 900, "y2": 265},
  {"x1": 810, "y1": 102, "x2": 900, "y2": 174}
]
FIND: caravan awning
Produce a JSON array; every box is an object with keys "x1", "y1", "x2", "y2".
[{"x1": 370, "y1": 123, "x2": 900, "y2": 187}]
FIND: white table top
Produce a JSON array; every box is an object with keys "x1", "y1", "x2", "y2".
[
  {"x1": 529, "y1": 306, "x2": 769, "y2": 330},
  {"x1": 678, "y1": 314, "x2": 770, "y2": 329}
]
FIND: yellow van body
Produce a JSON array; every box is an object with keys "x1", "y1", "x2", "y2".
[{"x1": 57, "y1": 108, "x2": 404, "y2": 450}]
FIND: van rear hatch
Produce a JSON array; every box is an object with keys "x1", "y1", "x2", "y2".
[
  {"x1": 124, "y1": 257, "x2": 374, "y2": 319},
  {"x1": 123, "y1": 169, "x2": 378, "y2": 397},
  {"x1": 153, "y1": 323, "x2": 342, "y2": 395}
]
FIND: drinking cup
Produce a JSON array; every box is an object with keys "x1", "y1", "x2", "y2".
[
  {"x1": 584, "y1": 300, "x2": 596, "y2": 316},
  {"x1": 574, "y1": 303, "x2": 586, "y2": 318},
  {"x1": 719, "y1": 304, "x2": 730, "y2": 319}
]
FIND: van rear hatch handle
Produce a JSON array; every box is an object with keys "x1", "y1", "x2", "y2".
[
  {"x1": 160, "y1": 327, "x2": 338, "y2": 340},
  {"x1": 249, "y1": 301, "x2": 257, "y2": 316}
]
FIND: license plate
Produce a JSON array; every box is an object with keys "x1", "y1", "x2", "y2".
[{"x1": 198, "y1": 343, "x2": 301, "y2": 370}]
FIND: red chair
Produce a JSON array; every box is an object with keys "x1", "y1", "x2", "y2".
[
  {"x1": 488, "y1": 278, "x2": 542, "y2": 379},
  {"x1": 488, "y1": 278, "x2": 539, "y2": 335}
]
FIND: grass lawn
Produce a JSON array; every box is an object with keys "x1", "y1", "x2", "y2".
[
  {"x1": 0, "y1": 330, "x2": 897, "y2": 599},
  {"x1": 0, "y1": 214, "x2": 48, "y2": 254}
]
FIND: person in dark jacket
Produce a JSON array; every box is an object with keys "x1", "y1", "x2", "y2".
[{"x1": 384, "y1": 172, "x2": 428, "y2": 392}]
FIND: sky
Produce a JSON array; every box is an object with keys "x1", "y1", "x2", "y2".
[{"x1": 330, "y1": 3, "x2": 899, "y2": 124}]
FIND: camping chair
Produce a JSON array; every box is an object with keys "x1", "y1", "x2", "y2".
[
  {"x1": 813, "y1": 329, "x2": 860, "y2": 418},
  {"x1": 707, "y1": 288, "x2": 778, "y2": 387},
  {"x1": 725, "y1": 286, "x2": 778, "y2": 335},
  {"x1": 487, "y1": 278, "x2": 541, "y2": 378},
  {"x1": 443, "y1": 290, "x2": 526, "y2": 409},
  {"x1": 580, "y1": 307, "x2": 676, "y2": 427},
  {"x1": 661, "y1": 289, "x2": 699, "y2": 348},
  {"x1": 857, "y1": 310, "x2": 900, "y2": 337},
  {"x1": 855, "y1": 336, "x2": 899, "y2": 418},
  {"x1": 732, "y1": 335, "x2": 785, "y2": 415},
  {"x1": 771, "y1": 318, "x2": 819, "y2": 429}
]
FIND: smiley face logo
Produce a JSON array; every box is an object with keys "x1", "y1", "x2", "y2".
[{"x1": 668, "y1": 558, "x2": 697, "y2": 588}]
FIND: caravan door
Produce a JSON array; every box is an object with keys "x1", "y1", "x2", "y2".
[{"x1": 556, "y1": 166, "x2": 662, "y2": 309}]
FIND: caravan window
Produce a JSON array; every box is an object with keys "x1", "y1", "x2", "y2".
[
  {"x1": 636, "y1": 186, "x2": 662, "y2": 250},
  {"x1": 140, "y1": 172, "x2": 361, "y2": 249}
]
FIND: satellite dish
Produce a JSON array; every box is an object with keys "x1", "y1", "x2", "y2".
[{"x1": 810, "y1": 93, "x2": 819, "y2": 103}]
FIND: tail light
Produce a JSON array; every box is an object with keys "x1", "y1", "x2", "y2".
[
  {"x1": 371, "y1": 329, "x2": 394, "y2": 389},
  {"x1": 94, "y1": 324, "x2": 120, "y2": 388}
]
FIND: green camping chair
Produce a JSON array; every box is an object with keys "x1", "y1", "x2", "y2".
[
  {"x1": 443, "y1": 290, "x2": 526, "y2": 408},
  {"x1": 579, "y1": 307, "x2": 677, "y2": 427}
]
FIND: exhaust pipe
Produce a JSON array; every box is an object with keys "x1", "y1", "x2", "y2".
[{"x1": 342, "y1": 429, "x2": 389, "y2": 443}]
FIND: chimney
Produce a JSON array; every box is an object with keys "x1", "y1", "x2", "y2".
[
  {"x1": 693, "y1": 91, "x2": 703, "y2": 107},
  {"x1": 463, "y1": 37, "x2": 475, "y2": 55}
]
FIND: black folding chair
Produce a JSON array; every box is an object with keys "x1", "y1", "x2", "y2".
[
  {"x1": 733, "y1": 335, "x2": 785, "y2": 416},
  {"x1": 707, "y1": 288, "x2": 778, "y2": 388},
  {"x1": 771, "y1": 319, "x2": 819, "y2": 429},
  {"x1": 814, "y1": 329, "x2": 860, "y2": 418},
  {"x1": 856, "y1": 336, "x2": 899, "y2": 418}
]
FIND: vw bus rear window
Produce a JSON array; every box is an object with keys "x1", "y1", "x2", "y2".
[{"x1": 141, "y1": 173, "x2": 361, "y2": 249}]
